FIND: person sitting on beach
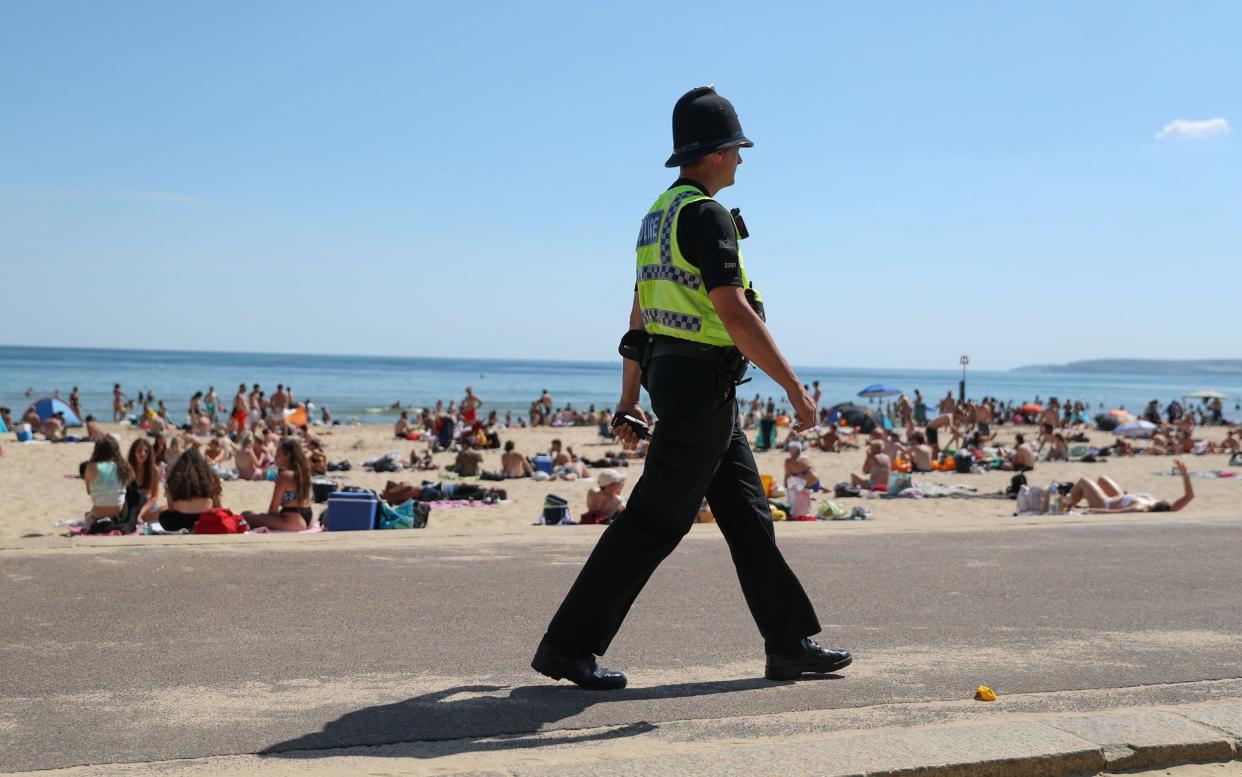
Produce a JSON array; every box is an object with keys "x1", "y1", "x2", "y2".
[
  {"x1": 1047, "y1": 433, "x2": 1070, "y2": 462},
  {"x1": 850, "y1": 440, "x2": 891, "y2": 492},
  {"x1": 1006, "y1": 434, "x2": 1036, "y2": 471},
  {"x1": 581, "y1": 469, "x2": 626, "y2": 524},
  {"x1": 882, "y1": 432, "x2": 908, "y2": 468},
  {"x1": 0, "y1": 406, "x2": 13, "y2": 433},
  {"x1": 204, "y1": 434, "x2": 230, "y2": 468},
  {"x1": 783, "y1": 441, "x2": 821, "y2": 491},
  {"x1": 908, "y1": 432, "x2": 934, "y2": 472},
  {"x1": 1062, "y1": 459, "x2": 1194, "y2": 514},
  {"x1": 501, "y1": 440, "x2": 534, "y2": 478},
  {"x1": 82, "y1": 436, "x2": 133, "y2": 531},
  {"x1": 1140, "y1": 433, "x2": 1171, "y2": 456},
  {"x1": 81, "y1": 414, "x2": 105, "y2": 443},
  {"x1": 305, "y1": 437, "x2": 328, "y2": 475},
  {"x1": 40, "y1": 411, "x2": 67, "y2": 442},
  {"x1": 1220, "y1": 429, "x2": 1241, "y2": 454},
  {"x1": 127, "y1": 438, "x2": 162, "y2": 521},
  {"x1": 243, "y1": 438, "x2": 315, "y2": 531},
  {"x1": 158, "y1": 447, "x2": 224, "y2": 531},
  {"x1": 22, "y1": 404, "x2": 42, "y2": 429},
  {"x1": 448, "y1": 438, "x2": 484, "y2": 477},
  {"x1": 556, "y1": 445, "x2": 589, "y2": 480},
  {"x1": 234, "y1": 433, "x2": 264, "y2": 480},
  {"x1": 395, "y1": 411, "x2": 413, "y2": 439},
  {"x1": 410, "y1": 446, "x2": 436, "y2": 471}
]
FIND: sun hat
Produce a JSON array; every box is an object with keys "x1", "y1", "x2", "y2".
[{"x1": 597, "y1": 469, "x2": 625, "y2": 487}]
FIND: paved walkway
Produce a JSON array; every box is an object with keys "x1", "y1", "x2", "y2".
[{"x1": 3, "y1": 519, "x2": 1241, "y2": 774}]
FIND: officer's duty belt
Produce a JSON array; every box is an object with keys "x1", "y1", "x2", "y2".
[{"x1": 649, "y1": 336, "x2": 735, "y2": 363}]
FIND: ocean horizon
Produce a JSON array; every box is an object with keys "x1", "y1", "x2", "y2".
[{"x1": 2, "y1": 344, "x2": 1239, "y2": 424}]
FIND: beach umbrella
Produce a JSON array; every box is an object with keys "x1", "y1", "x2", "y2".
[
  {"x1": 857, "y1": 384, "x2": 901, "y2": 399},
  {"x1": 1113, "y1": 420, "x2": 1157, "y2": 438},
  {"x1": 830, "y1": 402, "x2": 878, "y2": 433},
  {"x1": 1094, "y1": 413, "x2": 1119, "y2": 432},
  {"x1": 1020, "y1": 402, "x2": 1043, "y2": 414},
  {"x1": 1183, "y1": 389, "x2": 1231, "y2": 401},
  {"x1": 1107, "y1": 409, "x2": 1134, "y2": 420},
  {"x1": 31, "y1": 397, "x2": 82, "y2": 426}
]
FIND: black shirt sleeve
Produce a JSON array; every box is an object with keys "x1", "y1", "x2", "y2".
[{"x1": 676, "y1": 199, "x2": 744, "y2": 292}]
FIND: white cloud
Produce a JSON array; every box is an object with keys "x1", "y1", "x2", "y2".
[{"x1": 1154, "y1": 117, "x2": 1230, "y2": 140}]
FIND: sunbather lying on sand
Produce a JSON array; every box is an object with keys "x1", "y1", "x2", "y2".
[{"x1": 1061, "y1": 459, "x2": 1193, "y2": 514}]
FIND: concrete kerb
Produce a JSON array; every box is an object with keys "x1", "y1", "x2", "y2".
[{"x1": 446, "y1": 702, "x2": 1242, "y2": 777}]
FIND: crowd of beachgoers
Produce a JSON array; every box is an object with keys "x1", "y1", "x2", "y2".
[{"x1": 2, "y1": 379, "x2": 1238, "y2": 536}]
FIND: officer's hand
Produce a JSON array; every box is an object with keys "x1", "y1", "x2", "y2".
[
  {"x1": 613, "y1": 403, "x2": 649, "y2": 445},
  {"x1": 787, "y1": 385, "x2": 817, "y2": 433}
]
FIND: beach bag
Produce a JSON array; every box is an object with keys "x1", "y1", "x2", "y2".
[
  {"x1": 954, "y1": 451, "x2": 973, "y2": 474},
  {"x1": 887, "y1": 472, "x2": 912, "y2": 495},
  {"x1": 378, "y1": 498, "x2": 429, "y2": 529},
  {"x1": 194, "y1": 508, "x2": 249, "y2": 534},
  {"x1": 1015, "y1": 485, "x2": 1048, "y2": 515},
  {"x1": 834, "y1": 482, "x2": 861, "y2": 498},
  {"x1": 312, "y1": 478, "x2": 337, "y2": 503},
  {"x1": 818, "y1": 500, "x2": 848, "y2": 519},
  {"x1": 540, "y1": 494, "x2": 572, "y2": 525},
  {"x1": 1005, "y1": 473, "x2": 1027, "y2": 499},
  {"x1": 786, "y1": 477, "x2": 811, "y2": 518}
]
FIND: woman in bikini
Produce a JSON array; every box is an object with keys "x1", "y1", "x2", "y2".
[
  {"x1": 1061, "y1": 459, "x2": 1194, "y2": 514},
  {"x1": 244, "y1": 438, "x2": 315, "y2": 530},
  {"x1": 159, "y1": 447, "x2": 223, "y2": 532}
]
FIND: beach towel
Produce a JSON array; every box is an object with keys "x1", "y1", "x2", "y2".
[
  {"x1": 423, "y1": 499, "x2": 496, "y2": 509},
  {"x1": 886, "y1": 483, "x2": 981, "y2": 499}
]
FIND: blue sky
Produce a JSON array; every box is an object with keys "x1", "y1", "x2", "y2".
[{"x1": 2, "y1": 1, "x2": 1238, "y2": 370}]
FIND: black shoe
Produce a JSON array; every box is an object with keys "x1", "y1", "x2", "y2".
[
  {"x1": 765, "y1": 639, "x2": 852, "y2": 681},
  {"x1": 531, "y1": 637, "x2": 627, "y2": 690}
]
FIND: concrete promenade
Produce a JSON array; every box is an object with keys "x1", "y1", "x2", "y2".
[{"x1": 3, "y1": 518, "x2": 1241, "y2": 775}]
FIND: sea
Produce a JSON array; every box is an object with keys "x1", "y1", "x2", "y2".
[{"x1": 2, "y1": 345, "x2": 1238, "y2": 424}]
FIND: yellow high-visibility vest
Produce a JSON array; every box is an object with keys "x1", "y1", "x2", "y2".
[{"x1": 634, "y1": 184, "x2": 760, "y2": 346}]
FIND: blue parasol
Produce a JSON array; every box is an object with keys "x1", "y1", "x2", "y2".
[{"x1": 857, "y1": 384, "x2": 901, "y2": 399}]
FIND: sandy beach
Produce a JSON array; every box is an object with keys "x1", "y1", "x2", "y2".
[{"x1": 3, "y1": 421, "x2": 1238, "y2": 547}]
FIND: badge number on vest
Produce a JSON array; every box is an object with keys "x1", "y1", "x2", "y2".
[{"x1": 636, "y1": 211, "x2": 662, "y2": 248}]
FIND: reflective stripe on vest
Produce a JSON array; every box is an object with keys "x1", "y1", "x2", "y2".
[{"x1": 634, "y1": 185, "x2": 758, "y2": 347}]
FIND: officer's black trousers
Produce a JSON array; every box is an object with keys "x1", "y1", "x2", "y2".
[{"x1": 545, "y1": 354, "x2": 822, "y2": 657}]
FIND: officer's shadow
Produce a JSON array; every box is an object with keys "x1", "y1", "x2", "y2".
[{"x1": 260, "y1": 674, "x2": 844, "y2": 760}]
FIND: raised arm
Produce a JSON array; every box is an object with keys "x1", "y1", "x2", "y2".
[{"x1": 1169, "y1": 459, "x2": 1194, "y2": 512}]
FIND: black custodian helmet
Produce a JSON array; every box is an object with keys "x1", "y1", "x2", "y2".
[{"x1": 665, "y1": 85, "x2": 754, "y2": 168}]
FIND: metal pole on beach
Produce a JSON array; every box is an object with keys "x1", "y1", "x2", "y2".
[{"x1": 959, "y1": 354, "x2": 969, "y2": 403}]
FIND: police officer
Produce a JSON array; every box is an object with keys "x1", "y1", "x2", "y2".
[{"x1": 531, "y1": 86, "x2": 851, "y2": 689}]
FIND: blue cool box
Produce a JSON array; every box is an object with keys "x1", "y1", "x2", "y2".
[{"x1": 326, "y1": 492, "x2": 377, "y2": 531}]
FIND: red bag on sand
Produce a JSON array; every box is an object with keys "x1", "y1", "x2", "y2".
[{"x1": 194, "y1": 508, "x2": 249, "y2": 534}]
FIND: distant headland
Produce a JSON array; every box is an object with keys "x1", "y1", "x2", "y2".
[{"x1": 1012, "y1": 359, "x2": 1242, "y2": 376}]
